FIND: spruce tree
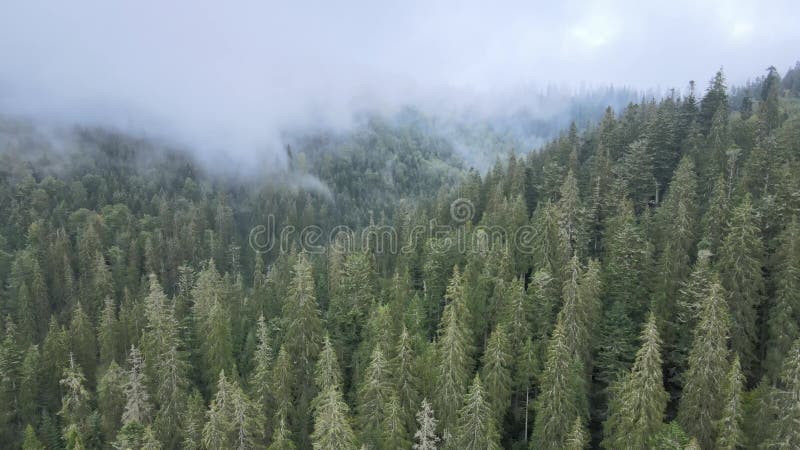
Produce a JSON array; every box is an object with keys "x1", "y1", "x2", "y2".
[
  {"x1": 434, "y1": 268, "x2": 472, "y2": 433},
  {"x1": 392, "y1": 326, "x2": 420, "y2": 432},
  {"x1": 310, "y1": 383, "x2": 358, "y2": 450},
  {"x1": 382, "y1": 394, "x2": 411, "y2": 449},
  {"x1": 602, "y1": 313, "x2": 667, "y2": 449},
  {"x1": 97, "y1": 361, "x2": 126, "y2": 442},
  {"x1": 122, "y1": 346, "x2": 152, "y2": 426},
  {"x1": 481, "y1": 325, "x2": 512, "y2": 424},
  {"x1": 766, "y1": 219, "x2": 800, "y2": 381},
  {"x1": 413, "y1": 398, "x2": 440, "y2": 450},
  {"x1": 281, "y1": 251, "x2": 323, "y2": 444},
  {"x1": 452, "y1": 375, "x2": 500, "y2": 450},
  {"x1": 21, "y1": 424, "x2": 44, "y2": 450},
  {"x1": 68, "y1": 302, "x2": 97, "y2": 387},
  {"x1": 717, "y1": 194, "x2": 764, "y2": 377},
  {"x1": 268, "y1": 416, "x2": 296, "y2": 450},
  {"x1": 532, "y1": 319, "x2": 587, "y2": 450},
  {"x1": 678, "y1": 281, "x2": 730, "y2": 449},
  {"x1": 250, "y1": 314, "x2": 274, "y2": 415},
  {"x1": 356, "y1": 345, "x2": 393, "y2": 448},
  {"x1": 565, "y1": 417, "x2": 589, "y2": 450},
  {"x1": 766, "y1": 337, "x2": 800, "y2": 448},
  {"x1": 59, "y1": 354, "x2": 90, "y2": 427},
  {"x1": 715, "y1": 355, "x2": 745, "y2": 450}
]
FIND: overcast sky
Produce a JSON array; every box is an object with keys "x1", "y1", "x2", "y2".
[{"x1": 1, "y1": 0, "x2": 798, "y2": 165}]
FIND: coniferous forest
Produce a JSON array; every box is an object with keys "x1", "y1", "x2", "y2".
[{"x1": 2, "y1": 63, "x2": 800, "y2": 450}]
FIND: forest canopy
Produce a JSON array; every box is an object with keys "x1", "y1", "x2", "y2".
[{"x1": 1, "y1": 62, "x2": 800, "y2": 449}]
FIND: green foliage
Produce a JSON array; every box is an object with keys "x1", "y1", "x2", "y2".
[{"x1": 0, "y1": 63, "x2": 798, "y2": 449}]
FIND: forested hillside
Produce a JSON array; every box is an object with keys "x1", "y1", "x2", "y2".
[{"x1": 1, "y1": 63, "x2": 800, "y2": 450}]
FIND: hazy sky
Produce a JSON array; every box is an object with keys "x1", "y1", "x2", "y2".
[{"x1": 1, "y1": 0, "x2": 798, "y2": 166}]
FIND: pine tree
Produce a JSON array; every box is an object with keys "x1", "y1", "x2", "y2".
[
  {"x1": 717, "y1": 194, "x2": 764, "y2": 376},
  {"x1": 678, "y1": 281, "x2": 730, "y2": 449},
  {"x1": 413, "y1": 399, "x2": 440, "y2": 450},
  {"x1": 766, "y1": 337, "x2": 800, "y2": 448},
  {"x1": 122, "y1": 346, "x2": 152, "y2": 426},
  {"x1": 715, "y1": 355, "x2": 745, "y2": 450},
  {"x1": 602, "y1": 313, "x2": 667, "y2": 449}
]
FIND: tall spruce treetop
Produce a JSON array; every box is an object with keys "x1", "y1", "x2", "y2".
[
  {"x1": 715, "y1": 355, "x2": 745, "y2": 450},
  {"x1": 766, "y1": 219, "x2": 800, "y2": 381},
  {"x1": 602, "y1": 313, "x2": 667, "y2": 450},
  {"x1": 451, "y1": 375, "x2": 501, "y2": 450},
  {"x1": 532, "y1": 318, "x2": 587, "y2": 450},
  {"x1": 122, "y1": 345, "x2": 152, "y2": 426},
  {"x1": 678, "y1": 281, "x2": 730, "y2": 449},
  {"x1": 282, "y1": 251, "x2": 323, "y2": 381},
  {"x1": 766, "y1": 337, "x2": 800, "y2": 448},
  {"x1": 717, "y1": 194, "x2": 764, "y2": 376},
  {"x1": 434, "y1": 267, "x2": 473, "y2": 432},
  {"x1": 413, "y1": 398, "x2": 440, "y2": 450}
]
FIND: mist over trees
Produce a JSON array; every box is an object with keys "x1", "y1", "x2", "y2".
[{"x1": 0, "y1": 61, "x2": 800, "y2": 449}]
